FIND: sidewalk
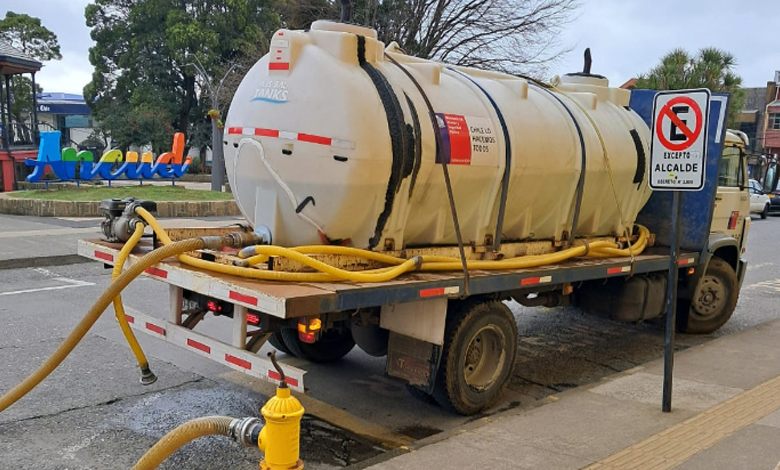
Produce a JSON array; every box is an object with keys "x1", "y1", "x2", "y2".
[
  {"x1": 360, "y1": 319, "x2": 780, "y2": 470},
  {"x1": 0, "y1": 213, "x2": 246, "y2": 269}
]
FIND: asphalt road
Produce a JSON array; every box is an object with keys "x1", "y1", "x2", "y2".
[{"x1": 1, "y1": 215, "x2": 779, "y2": 469}]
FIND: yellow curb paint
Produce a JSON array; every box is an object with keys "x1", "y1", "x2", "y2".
[{"x1": 584, "y1": 374, "x2": 780, "y2": 470}]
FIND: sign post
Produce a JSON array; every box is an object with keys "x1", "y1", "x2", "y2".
[{"x1": 648, "y1": 89, "x2": 711, "y2": 412}]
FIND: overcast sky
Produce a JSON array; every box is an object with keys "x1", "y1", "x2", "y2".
[{"x1": 3, "y1": 0, "x2": 779, "y2": 95}]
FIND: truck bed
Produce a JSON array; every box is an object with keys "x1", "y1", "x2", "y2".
[{"x1": 78, "y1": 238, "x2": 698, "y2": 319}]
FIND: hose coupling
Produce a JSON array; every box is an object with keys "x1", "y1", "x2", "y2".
[
  {"x1": 202, "y1": 232, "x2": 263, "y2": 250},
  {"x1": 228, "y1": 417, "x2": 263, "y2": 447},
  {"x1": 139, "y1": 365, "x2": 158, "y2": 385}
]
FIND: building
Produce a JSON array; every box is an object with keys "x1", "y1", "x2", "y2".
[
  {"x1": 37, "y1": 92, "x2": 99, "y2": 152},
  {"x1": 0, "y1": 40, "x2": 42, "y2": 192}
]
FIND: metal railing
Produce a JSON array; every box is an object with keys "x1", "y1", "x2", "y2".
[{"x1": 0, "y1": 119, "x2": 38, "y2": 150}]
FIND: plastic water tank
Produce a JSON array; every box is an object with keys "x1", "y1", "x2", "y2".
[{"x1": 224, "y1": 21, "x2": 652, "y2": 249}]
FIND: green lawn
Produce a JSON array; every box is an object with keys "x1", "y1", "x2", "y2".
[{"x1": 8, "y1": 185, "x2": 234, "y2": 202}]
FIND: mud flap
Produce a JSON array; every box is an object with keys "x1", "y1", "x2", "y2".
[{"x1": 386, "y1": 332, "x2": 442, "y2": 393}]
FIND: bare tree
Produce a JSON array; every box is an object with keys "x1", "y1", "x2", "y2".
[{"x1": 279, "y1": 0, "x2": 579, "y2": 76}]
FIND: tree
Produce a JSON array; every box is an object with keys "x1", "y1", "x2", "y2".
[
  {"x1": 0, "y1": 12, "x2": 62, "y2": 135},
  {"x1": 635, "y1": 47, "x2": 745, "y2": 128},
  {"x1": 278, "y1": 0, "x2": 579, "y2": 76},
  {"x1": 84, "y1": 0, "x2": 279, "y2": 152}
]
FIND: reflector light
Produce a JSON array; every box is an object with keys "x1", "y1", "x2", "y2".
[
  {"x1": 247, "y1": 313, "x2": 260, "y2": 325},
  {"x1": 206, "y1": 300, "x2": 222, "y2": 313},
  {"x1": 299, "y1": 331, "x2": 316, "y2": 343},
  {"x1": 728, "y1": 211, "x2": 739, "y2": 230}
]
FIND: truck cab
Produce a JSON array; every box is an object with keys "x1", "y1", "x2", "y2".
[{"x1": 711, "y1": 130, "x2": 751, "y2": 249}]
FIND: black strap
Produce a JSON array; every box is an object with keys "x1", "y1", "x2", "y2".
[{"x1": 385, "y1": 53, "x2": 471, "y2": 297}]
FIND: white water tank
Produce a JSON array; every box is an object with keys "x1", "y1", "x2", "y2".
[{"x1": 224, "y1": 21, "x2": 653, "y2": 249}]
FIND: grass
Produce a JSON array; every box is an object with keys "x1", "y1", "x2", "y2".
[{"x1": 8, "y1": 185, "x2": 234, "y2": 202}]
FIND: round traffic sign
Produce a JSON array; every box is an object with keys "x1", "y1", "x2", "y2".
[{"x1": 655, "y1": 96, "x2": 703, "y2": 152}]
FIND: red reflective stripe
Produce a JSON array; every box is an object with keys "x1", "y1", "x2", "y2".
[
  {"x1": 521, "y1": 277, "x2": 541, "y2": 286},
  {"x1": 297, "y1": 133, "x2": 331, "y2": 146},
  {"x1": 187, "y1": 338, "x2": 211, "y2": 354},
  {"x1": 94, "y1": 251, "x2": 113, "y2": 262},
  {"x1": 125, "y1": 314, "x2": 134, "y2": 324},
  {"x1": 225, "y1": 354, "x2": 252, "y2": 370},
  {"x1": 607, "y1": 267, "x2": 624, "y2": 275},
  {"x1": 269, "y1": 370, "x2": 298, "y2": 387},
  {"x1": 145, "y1": 267, "x2": 168, "y2": 278},
  {"x1": 146, "y1": 323, "x2": 165, "y2": 335},
  {"x1": 229, "y1": 291, "x2": 258, "y2": 306},
  {"x1": 254, "y1": 128, "x2": 279, "y2": 138},
  {"x1": 420, "y1": 287, "x2": 445, "y2": 298},
  {"x1": 227, "y1": 127, "x2": 242, "y2": 134},
  {"x1": 269, "y1": 62, "x2": 290, "y2": 70}
]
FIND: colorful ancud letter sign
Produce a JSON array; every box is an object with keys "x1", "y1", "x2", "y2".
[{"x1": 26, "y1": 131, "x2": 192, "y2": 182}]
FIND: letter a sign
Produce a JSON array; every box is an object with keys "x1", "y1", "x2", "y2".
[{"x1": 649, "y1": 89, "x2": 711, "y2": 191}]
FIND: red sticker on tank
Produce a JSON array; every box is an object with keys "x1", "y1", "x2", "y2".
[{"x1": 435, "y1": 114, "x2": 472, "y2": 165}]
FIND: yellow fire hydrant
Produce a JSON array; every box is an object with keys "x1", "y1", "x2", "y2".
[{"x1": 259, "y1": 351, "x2": 305, "y2": 470}]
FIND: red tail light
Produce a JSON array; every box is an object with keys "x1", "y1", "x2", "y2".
[
  {"x1": 206, "y1": 300, "x2": 222, "y2": 313},
  {"x1": 246, "y1": 313, "x2": 260, "y2": 325},
  {"x1": 728, "y1": 211, "x2": 739, "y2": 230}
]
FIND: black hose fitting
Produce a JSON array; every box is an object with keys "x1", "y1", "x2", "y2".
[{"x1": 139, "y1": 365, "x2": 158, "y2": 385}]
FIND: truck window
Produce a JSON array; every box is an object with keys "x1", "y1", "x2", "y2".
[{"x1": 718, "y1": 147, "x2": 742, "y2": 187}]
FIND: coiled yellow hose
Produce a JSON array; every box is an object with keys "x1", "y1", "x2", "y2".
[
  {"x1": 136, "y1": 207, "x2": 650, "y2": 283},
  {"x1": 130, "y1": 416, "x2": 235, "y2": 470}
]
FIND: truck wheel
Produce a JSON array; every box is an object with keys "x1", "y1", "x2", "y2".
[
  {"x1": 762, "y1": 204, "x2": 769, "y2": 219},
  {"x1": 679, "y1": 258, "x2": 738, "y2": 334},
  {"x1": 268, "y1": 332, "x2": 293, "y2": 356},
  {"x1": 432, "y1": 299, "x2": 518, "y2": 415},
  {"x1": 280, "y1": 327, "x2": 356, "y2": 363}
]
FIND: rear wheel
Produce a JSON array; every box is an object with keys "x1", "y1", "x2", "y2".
[
  {"x1": 268, "y1": 332, "x2": 293, "y2": 355},
  {"x1": 432, "y1": 299, "x2": 518, "y2": 415},
  {"x1": 679, "y1": 258, "x2": 739, "y2": 334},
  {"x1": 280, "y1": 327, "x2": 356, "y2": 363}
]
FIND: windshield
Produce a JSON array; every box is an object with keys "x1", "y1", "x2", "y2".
[{"x1": 718, "y1": 146, "x2": 742, "y2": 187}]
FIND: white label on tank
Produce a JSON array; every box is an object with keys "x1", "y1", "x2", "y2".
[{"x1": 435, "y1": 114, "x2": 497, "y2": 166}]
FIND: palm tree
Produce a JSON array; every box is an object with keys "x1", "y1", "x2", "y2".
[{"x1": 636, "y1": 47, "x2": 744, "y2": 127}]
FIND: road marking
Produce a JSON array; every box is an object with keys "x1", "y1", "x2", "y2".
[
  {"x1": 744, "y1": 278, "x2": 780, "y2": 292},
  {"x1": 584, "y1": 373, "x2": 780, "y2": 470},
  {"x1": 0, "y1": 227, "x2": 99, "y2": 238},
  {"x1": 0, "y1": 277, "x2": 95, "y2": 297},
  {"x1": 221, "y1": 371, "x2": 414, "y2": 449}
]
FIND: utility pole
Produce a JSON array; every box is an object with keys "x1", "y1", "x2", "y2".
[{"x1": 187, "y1": 56, "x2": 240, "y2": 192}]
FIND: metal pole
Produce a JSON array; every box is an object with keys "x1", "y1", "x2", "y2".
[
  {"x1": 31, "y1": 72, "x2": 39, "y2": 145},
  {"x1": 0, "y1": 68, "x2": 7, "y2": 149},
  {"x1": 210, "y1": 108, "x2": 224, "y2": 192},
  {"x1": 4, "y1": 75, "x2": 13, "y2": 144},
  {"x1": 662, "y1": 190, "x2": 683, "y2": 412}
]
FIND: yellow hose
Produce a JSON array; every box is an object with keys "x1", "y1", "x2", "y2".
[
  {"x1": 130, "y1": 416, "x2": 235, "y2": 470},
  {"x1": 111, "y1": 222, "x2": 154, "y2": 380},
  {"x1": 0, "y1": 237, "x2": 207, "y2": 413},
  {"x1": 136, "y1": 208, "x2": 650, "y2": 283}
]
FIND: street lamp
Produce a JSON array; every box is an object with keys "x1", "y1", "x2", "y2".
[{"x1": 187, "y1": 56, "x2": 241, "y2": 192}]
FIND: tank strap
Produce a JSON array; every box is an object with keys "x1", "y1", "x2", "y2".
[
  {"x1": 445, "y1": 67, "x2": 512, "y2": 254},
  {"x1": 529, "y1": 82, "x2": 588, "y2": 247},
  {"x1": 385, "y1": 53, "x2": 471, "y2": 298}
]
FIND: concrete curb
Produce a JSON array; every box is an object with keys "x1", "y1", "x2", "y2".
[
  {"x1": 0, "y1": 254, "x2": 93, "y2": 270},
  {"x1": 0, "y1": 194, "x2": 241, "y2": 218}
]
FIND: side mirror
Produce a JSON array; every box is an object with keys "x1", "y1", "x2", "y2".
[{"x1": 763, "y1": 160, "x2": 779, "y2": 194}]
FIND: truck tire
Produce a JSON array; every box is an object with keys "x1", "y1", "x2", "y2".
[
  {"x1": 280, "y1": 327, "x2": 356, "y2": 363},
  {"x1": 679, "y1": 258, "x2": 739, "y2": 334},
  {"x1": 268, "y1": 332, "x2": 293, "y2": 356},
  {"x1": 432, "y1": 299, "x2": 518, "y2": 415}
]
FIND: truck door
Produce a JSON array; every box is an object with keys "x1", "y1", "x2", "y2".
[{"x1": 711, "y1": 143, "x2": 749, "y2": 241}]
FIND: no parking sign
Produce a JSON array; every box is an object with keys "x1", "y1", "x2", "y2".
[{"x1": 649, "y1": 89, "x2": 711, "y2": 191}]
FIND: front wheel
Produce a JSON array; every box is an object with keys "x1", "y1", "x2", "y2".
[
  {"x1": 432, "y1": 299, "x2": 518, "y2": 415},
  {"x1": 679, "y1": 258, "x2": 739, "y2": 334},
  {"x1": 762, "y1": 204, "x2": 769, "y2": 219}
]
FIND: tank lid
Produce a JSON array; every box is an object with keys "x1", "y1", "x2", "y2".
[
  {"x1": 563, "y1": 48, "x2": 607, "y2": 83},
  {"x1": 310, "y1": 20, "x2": 377, "y2": 39}
]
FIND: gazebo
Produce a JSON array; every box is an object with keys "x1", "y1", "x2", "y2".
[{"x1": 0, "y1": 40, "x2": 42, "y2": 192}]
